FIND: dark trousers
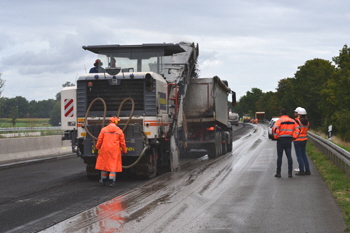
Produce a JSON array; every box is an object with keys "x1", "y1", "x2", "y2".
[
  {"x1": 294, "y1": 140, "x2": 310, "y2": 172},
  {"x1": 276, "y1": 138, "x2": 293, "y2": 174}
]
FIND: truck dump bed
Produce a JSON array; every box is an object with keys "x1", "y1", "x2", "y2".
[
  {"x1": 183, "y1": 76, "x2": 231, "y2": 126},
  {"x1": 255, "y1": 112, "x2": 265, "y2": 123}
]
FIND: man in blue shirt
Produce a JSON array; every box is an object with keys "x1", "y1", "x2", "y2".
[{"x1": 89, "y1": 59, "x2": 105, "y2": 73}]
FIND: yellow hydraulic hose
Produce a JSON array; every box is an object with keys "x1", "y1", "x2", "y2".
[
  {"x1": 84, "y1": 97, "x2": 107, "y2": 140},
  {"x1": 117, "y1": 97, "x2": 134, "y2": 133},
  {"x1": 117, "y1": 97, "x2": 149, "y2": 168}
]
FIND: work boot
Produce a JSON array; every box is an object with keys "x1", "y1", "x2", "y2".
[
  {"x1": 99, "y1": 178, "x2": 107, "y2": 185},
  {"x1": 109, "y1": 180, "x2": 116, "y2": 187},
  {"x1": 288, "y1": 173, "x2": 293, "y2": 178},
  {"x1": 304, "y1": 171, "x2": 311, "y2": 175},
  {"x1": 275, "y1": 173, "x2": 281, "y2": 178},
  {"x1": 295, "y1": 171, "x2": 305, "y2": 176}
]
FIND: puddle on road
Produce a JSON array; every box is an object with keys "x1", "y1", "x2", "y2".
[
  {"x1": 249, "y1": 138, "x2": 262, "y2": 151},
  {"x1": 124, "y1": 193, "x2": 171, "y2": 223},
  {"x1": 40, "y1": 190, "x2": 173, "y2": 233}
]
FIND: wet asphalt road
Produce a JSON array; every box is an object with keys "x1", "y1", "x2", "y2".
[
  {"x1": 0, "y1": 156, "x2": 145, "y2": 233},
  {"x1": 1, "y1": 123, "x2": 346, "y2": 232}
]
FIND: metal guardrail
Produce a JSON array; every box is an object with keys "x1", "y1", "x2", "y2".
[
  {"x1": 308, "y1": 132, "x2": 350, "y2": 177},
  {"x1": 0, "y1": 127, "x2": 61, "y2": 132}
]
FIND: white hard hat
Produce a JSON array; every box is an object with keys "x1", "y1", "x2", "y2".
[
  {"x1": 294, "y1": 107, "x2": 302, "y2": 112},
  {"x1": 298, "y1": 108, "x2": 307, "y2": 115}
]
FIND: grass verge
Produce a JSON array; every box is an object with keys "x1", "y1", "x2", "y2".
[
  {"x1": 0, "y1": 118, "x2": 51, "y2": 128},
  {"x1": 307, "y1": 141, "x2": 350, "y2": 231},
  {"x1": 310, "y1": 129, "x2": 350, "y2": 153}
]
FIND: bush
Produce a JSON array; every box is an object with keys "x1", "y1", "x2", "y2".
[{"x1": 333, "y1": 109, "x2": 350, "y2": 142}]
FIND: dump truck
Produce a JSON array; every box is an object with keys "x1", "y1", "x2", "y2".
[
  {"x1": 255, "y1": 112, "x2": 265, "y2": 123},
  {"x1": 61, "y1": 42, "x2": 236, "y2": 179},
  {"x1": 183, "y1": 76, "x2": 235, "y2": 158}
]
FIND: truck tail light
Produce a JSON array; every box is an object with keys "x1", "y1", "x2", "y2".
[{"x1": 88, "y1": 82, "x2": 93, "y2": 92}]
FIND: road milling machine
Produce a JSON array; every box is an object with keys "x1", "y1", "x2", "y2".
[{"x1": 61, "y1": 42, "x2": 236, "y2": 179}]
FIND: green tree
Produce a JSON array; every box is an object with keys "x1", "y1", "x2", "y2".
[
  {"x1": 256, "y1": 91, "x2": 279, "y2": 120},
  {"x1": 332, "y1": 109, "x2": 350, "y2": 141},
  {"x1": 330, "y1": 45, "x2": 350, "y2": 111},
  {"x1": 0, "y1": 97, "x2": 7, "y2": 118},
  {"x1": 28, "y1": 99, "x2": 56, "y2": 118},
  {"x1": 0, "y1": 73, "x2": 5, "y2": 97},
  {"x1": 332, "y1": 44, "x2": 350, "y2": 70},
  {"x1": 9, "y1": 106, "x2": 18, "y2": 127},
  {"x1": 28, "y1": 100, "x2": 39, "y2": 118},
  {"x1": 55, "y1": 92, "x2": 61, "y2": 101},
  {"x1": 233, "y1": 88, "x2": 278, "y2": 120},
  {"x1": 275, "y1": 78, "x2": 296, "y2": 115},
  {"x1": 1, "y1": 96, "x2": 29, "y2": 118},
  {"x1": 49, "y1": 101, "x2": 61, "y2": 126},
  {"x1": 292, "y1": 59, "x2": 334, "y2": 128},
  {"x1": 321, "y1": 44, "x2": 350, "y2": 139},
  {"x1": 237, "y1": 88, "x2": 264, "y2": 117},
  {"x1": 62, "y1": 81, "x2": 75, "y2": 87}
]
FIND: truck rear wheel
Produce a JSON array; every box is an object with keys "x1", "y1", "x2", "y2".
[
  {"x1": 207, "y1": 143, "x2": 217, "y2": 159},
  {"x1": 217, "y1": 132, "x2": 222, "y2": 156},
  {"x1": 226, "y1": 131, "x2": 233, "y2": 152},
  {"x1": 227, "y1": 139, "x2": 233, "y2": 152},
  {"x1": 208, "y1": 132, "x2": 222, "y2": 159},
  {"x1": 222, "y1": 138, "x2": 227, "y2": 155}
]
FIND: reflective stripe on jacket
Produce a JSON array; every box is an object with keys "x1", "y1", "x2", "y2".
[
  {"x1": 295, "y1": 118, "x2": 309, "y2": 141},
  {"x1": 273, "y1": 115, "x2": 300, "y2": 140},
  {"x1": 95, "y1": 123, "x2": 127, "y2": 173}
]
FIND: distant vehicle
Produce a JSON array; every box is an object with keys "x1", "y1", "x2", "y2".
[
  {"x1": 243, "y1": 115, "x2": 251, "y2": 123},
  {"x1": 255, "y1": 112, "x2": 265, "y2": 123},
  {"x1": 268, "y1": 117, "x2": 280, "y2": 139},
  {"x1": 229, "y1": 112, "x2": 239, "y2": 126}
]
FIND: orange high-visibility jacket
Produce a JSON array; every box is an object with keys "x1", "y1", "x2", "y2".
[
  {"x1": 295, "y1": 118, "x2": 309, "y2": 141},
  {"x1": 273, "y1": 115, "x2": 300, "y2": 140},
  {"x1": 95, "y1": 123, "x2": 127, "y2": 172}
]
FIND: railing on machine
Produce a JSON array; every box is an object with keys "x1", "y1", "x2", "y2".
[
  {"x1": 167, "y1": 83, "x2": 178, "y2": 119},
  {"x1": 308, "y1": 132, "x2": 350, "y2": 177}
]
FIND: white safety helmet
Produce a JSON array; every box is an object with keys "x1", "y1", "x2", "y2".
[
  {"x1": 294, "y1": 107, "x2": 302, "y2": 113},
  {"x1": 298, "y1": 108, "x2": 307, "y2": 115}
]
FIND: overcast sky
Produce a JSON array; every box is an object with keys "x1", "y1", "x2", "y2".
[{"x1": 0, "y1": 0, "x2": 349, "y2": 101}]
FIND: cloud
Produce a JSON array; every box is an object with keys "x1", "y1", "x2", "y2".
[{"x1": 1, "y1": 0, "x2": 350, "y2": 101}]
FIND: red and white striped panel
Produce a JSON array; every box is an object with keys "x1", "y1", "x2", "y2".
[{"x1": 64, "y1": 99, "x2": 74, "y2": 117}]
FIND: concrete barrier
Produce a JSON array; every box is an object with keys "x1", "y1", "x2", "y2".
[{"x1": 0, "y1": 135, "x2": 72, "y2": 164}]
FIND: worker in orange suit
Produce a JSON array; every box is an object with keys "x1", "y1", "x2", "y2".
[
  {"x1": 293, "y1": 107, "x2": 311, "y2": 176},
  {"x1": 272, "y1": 108, "x2": 300, "y2": 178},
  {"x1": 95, "y1": 116, "x2": 127, "y2": 187},
  {"x1": 293, "y1": 106, "x2": 302, "y2": 172}
]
